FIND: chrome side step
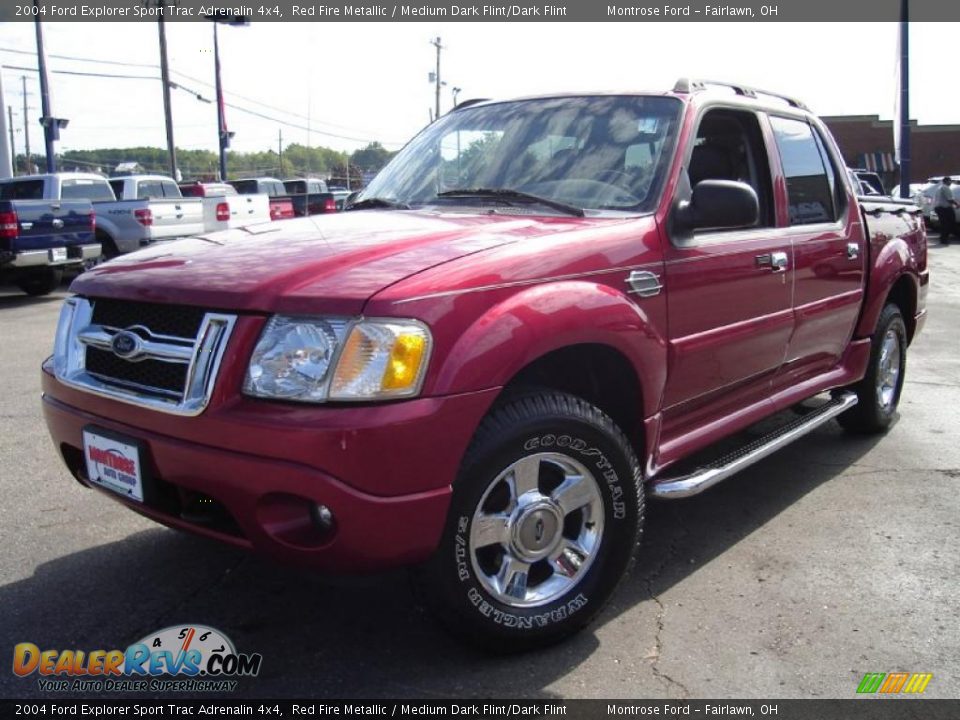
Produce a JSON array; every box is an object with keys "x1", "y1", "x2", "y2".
[{"x1": 649, "y1": 392, "x2": 858, "y2": 500}]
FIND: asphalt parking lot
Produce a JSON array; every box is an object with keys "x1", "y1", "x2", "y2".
[{"x1": 1, "y1": 236, "x2": 958, "y2": 701}]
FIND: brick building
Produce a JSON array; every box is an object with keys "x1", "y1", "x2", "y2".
[{"x1": 820, "y1": 115, "x2": 960, "y2": 191}]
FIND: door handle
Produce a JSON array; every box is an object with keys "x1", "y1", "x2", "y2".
[
  {"x1": 756, "y1": 251, "x2": 788, "y2": 272},
  {"x1": 846, "y1": 242, "x2": 860, "y2": 260}
]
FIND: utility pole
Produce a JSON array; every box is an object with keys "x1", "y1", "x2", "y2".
[
  {"x1": 0, "y1": 74, "x2": 11, "y2": 179},
  {"x1": 156, "y1": 3, "x2": 178, "y2": 180},
  {"x1": 21, "y1": 76, "x2": 31, "y2": 174},
  {"x1": 897, "y1": 0, "x2": 910, "y2": 199},
  {"x1": 278, "y1": 129, "x2": 283, "y2": 176},
  {"x1": 430, "y1": 36, "x2": 443, "y2": 121},
  {"x1": 33, "y1": 6, "x2": 56, "y2": 173},
  {"x1": 7, "y1": 107, "x2": 16, "y2": 176}
]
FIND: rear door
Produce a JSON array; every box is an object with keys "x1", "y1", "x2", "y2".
[
  {"x1": 662, "y1": 106, "x2": 794, "y2": 431},
  {"x1": 767, "y1": 115, "x2": 865, "y2": 388}
]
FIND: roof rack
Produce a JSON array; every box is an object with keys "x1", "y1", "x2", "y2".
[{"x1": 673, "y1": 78, "x2": 809, "y2": 111}]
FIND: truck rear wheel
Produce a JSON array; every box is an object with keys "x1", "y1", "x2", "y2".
[
  {"x1": 414, "y1": 390, "x2": 643, "y2": 651},
  {"x1": 838, "y1": 303, "x2": 907, "y2": 434},
  {"x1": 16, "y1": 267, "x2": 63, "y2": 296}
]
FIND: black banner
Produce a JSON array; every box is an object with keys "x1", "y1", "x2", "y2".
[
  {"x1": 3, "y1": 0, "x2": 960, "y2": 22},
  {"x1": 2, "y1": 700, "x2": 959, "y2": 719}
]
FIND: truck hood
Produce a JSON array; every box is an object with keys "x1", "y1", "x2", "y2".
[{"x1": 70, "y1": 210, "x2": 589, "y2": 315}]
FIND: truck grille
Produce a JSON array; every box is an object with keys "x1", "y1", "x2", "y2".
[
  {"x1": 85, "y1": 347, "x2": 189, "y2": 397},
  {"x1": 91, "y1": 299, "x2": 207, "y2": 339},
  {"x1": 53, "y1": 297, "x2": 236, "y2": 415}
]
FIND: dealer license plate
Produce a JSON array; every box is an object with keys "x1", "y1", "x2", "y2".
[
  {"x1": 82, "y1": 429, "x2": 145, "y2": 503},
  {"x1": 48, "y1": 247, "x2": 67, "y2": 262}
]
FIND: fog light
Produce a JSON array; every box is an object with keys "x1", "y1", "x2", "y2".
[{"x1": 310, "y1": 504, "x2": 335, "y2": 530}]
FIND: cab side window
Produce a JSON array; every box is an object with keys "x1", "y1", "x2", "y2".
[
  {"x1": 770, "y1": 116, "x2": 838, "y2": 226},
  {"x1": 688, "y1": 108, "x2": 774, "y2": 229}
]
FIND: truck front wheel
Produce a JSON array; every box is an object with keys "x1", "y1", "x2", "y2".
[
  {"x1": 838, "y1": 303, "x2": 907, "y2": 433},
  {"x1": 414, "y1": 390, "x2": 643, "y2": 650}
]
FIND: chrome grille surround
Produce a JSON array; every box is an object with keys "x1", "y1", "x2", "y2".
[{"x1": 53, "y1": 297, "x2": 236, "y2": 416}]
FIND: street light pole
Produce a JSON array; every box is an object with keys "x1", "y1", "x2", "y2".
[
  {"x1": 33, "y1": 4, "x2": 56, "y2": 173},
  {"x1": 897, "y1": 0, "x2": 910, "y2": 199},
  {"x1": 206, "y1": 14, "x2": 248, "y2": 182}
]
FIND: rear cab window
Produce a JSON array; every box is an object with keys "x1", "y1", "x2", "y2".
[
  {"x1": 61, "y1": 178, "x2": 116, "y2": 202},
  {"x1": 136, "y1": 181, "x2": 164, "y2": 200},
  {"x1": 0, "y1": 180, "x2": 44, "y2": 200},
  {"x1": 160, "y1": 181, "x2": 182, "y2": 198}
]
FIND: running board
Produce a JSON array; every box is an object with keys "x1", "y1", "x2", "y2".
[{"x1": 649, "y1": 392, "x2": 858, "y2": 500}]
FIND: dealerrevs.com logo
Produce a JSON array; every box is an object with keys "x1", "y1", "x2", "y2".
[{"x1": 13, "y1": 625, "x2": 262, "y2": 693}]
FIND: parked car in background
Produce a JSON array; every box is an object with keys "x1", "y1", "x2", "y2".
[
  {"x1": 178, "y1": 180, "x2": 272, "y2": 232},
  {"x1": 0, "y1": 195, "x2": 97, "y2": 295},
  {"x1": 42, "y1": 80, "x2": 928, "y2": 648},
  {"x1": 283, "y1": 178, "x2": 341, "y2": 215},
  {"x1": 913, "y1": 181, "x2": 960, "y2": 229},
  {"x1": 228, "y1": 177, "x2": 295, "y2": 221},
  {"x1": 0, "y1": 173, "x2": 203, "y2": 258},
  {"x1": 178, "y1": 182, "x2": 236, "y2": 198}
]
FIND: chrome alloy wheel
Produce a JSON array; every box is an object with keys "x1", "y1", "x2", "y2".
[
  {"x1": 468, "y1": 452, "x2": 605, "y2": 608},
  {"x1": 876, "y1": 328, "x2": 902, "y2": 412}
]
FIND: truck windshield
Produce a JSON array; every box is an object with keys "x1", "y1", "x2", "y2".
[{"x1": 360, "y1": 95, "x2": 682, "y2": 213}]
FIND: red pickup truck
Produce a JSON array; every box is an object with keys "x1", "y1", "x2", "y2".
[{"x1": 42, "y1": 80, "x2": 927, "y2": 650}]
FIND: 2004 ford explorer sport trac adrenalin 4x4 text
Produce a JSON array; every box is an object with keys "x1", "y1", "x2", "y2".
[{"x1": 41, "y1": 79, "x2": 928, "y2": 650}]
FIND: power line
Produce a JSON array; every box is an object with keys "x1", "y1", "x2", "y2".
[
  {"x1": 0, "y1": 46, "x2": 404, "y2": 145},
  {"x1": 0, "y1": 46, "x2": 157, "y2": 69},
  {"x1": 2, "y1": 62, "x2": 403, "y2": 148}
]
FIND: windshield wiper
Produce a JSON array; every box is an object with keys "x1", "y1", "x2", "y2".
[
  {"x1": 436, "y1": 188, "x2": 584, "y2": 217},
  {"x1": 346, "y1": 197, "x2": 411, "y2": 211}
]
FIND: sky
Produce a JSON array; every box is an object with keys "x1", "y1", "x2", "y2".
[{"x1": 0, "y1": 21, "x2": 954, "y2": 163}]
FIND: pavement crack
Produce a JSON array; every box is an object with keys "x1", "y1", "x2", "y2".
[{"x1": 642, "y1": 505, "x2": 691, "y2": 698}]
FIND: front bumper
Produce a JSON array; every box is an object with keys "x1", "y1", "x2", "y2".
[
  {"x1": 4, "y1": 243, "x2": 101, "y2": 267},
  {"x1": 42, "y1": 367, "x2": 500, "y2": 572}
]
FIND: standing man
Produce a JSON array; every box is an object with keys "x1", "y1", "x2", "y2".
[{"x1": 934, "y1": 176, "x2": 959, "y2": 245}]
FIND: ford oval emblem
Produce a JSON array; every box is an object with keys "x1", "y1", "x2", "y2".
[{"x1": 110, "y1": 331, "x2": 141, "y2": 360}]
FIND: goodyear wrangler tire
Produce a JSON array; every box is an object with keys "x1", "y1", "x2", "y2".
[
  {"x1": 838, "y1": 303, "x2": 908, "y2": 434},
  {"x1": 415, "y1": 390, "x2": 643, "y2": 651}
]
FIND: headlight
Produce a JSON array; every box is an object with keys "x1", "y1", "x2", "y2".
[
  {"x1": 330, "y1": 321, "x2": 431, "y2": 400},
  {"x1": 52, "y1": 298, "x2": 77, "y2": 378},
  {"x1": 243, "y1": 316, "x2": 431, "y2": 403}
]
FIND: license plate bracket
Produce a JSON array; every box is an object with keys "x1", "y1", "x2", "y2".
[{"x1": 82, "y1": 426, "x2": 151, "y2": 504}]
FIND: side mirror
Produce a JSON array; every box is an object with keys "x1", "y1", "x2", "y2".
[
  {"x1": 345, "y1": 191, "x2": 360, "y2": 208},
  {"x1": 676, "y1": 180, "x2": 759, "y2": 231}
]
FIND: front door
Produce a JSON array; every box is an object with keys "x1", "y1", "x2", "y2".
[{"x1": 661, "y1": 107, "x2": 794, "y2": 438}]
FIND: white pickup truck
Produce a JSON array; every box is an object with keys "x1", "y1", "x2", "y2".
[
  {"x1": 0, "y1": 173, "x2": 205, "y2": 257},
  {"x1": 178, "y1": 181, "x2": 271, "y2": 232}
]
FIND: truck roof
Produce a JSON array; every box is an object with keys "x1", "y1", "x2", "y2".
[
  {"x1": 1, "y1": 172, "x2": 109, "y2": 182},
  {"x1": 455, "y1": 78, "x2": 813, "y2": 117},
  {"x1": 110, "y1": 174, "x2": 179, "y2": 182}
]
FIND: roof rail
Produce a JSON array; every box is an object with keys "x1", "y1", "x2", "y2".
[
  {"x1": 451, "y1": 98, "x2": 491, "y2": 111},
  {"x1": 673, "y1": 78, "x2": 809, "y2": 111}
]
